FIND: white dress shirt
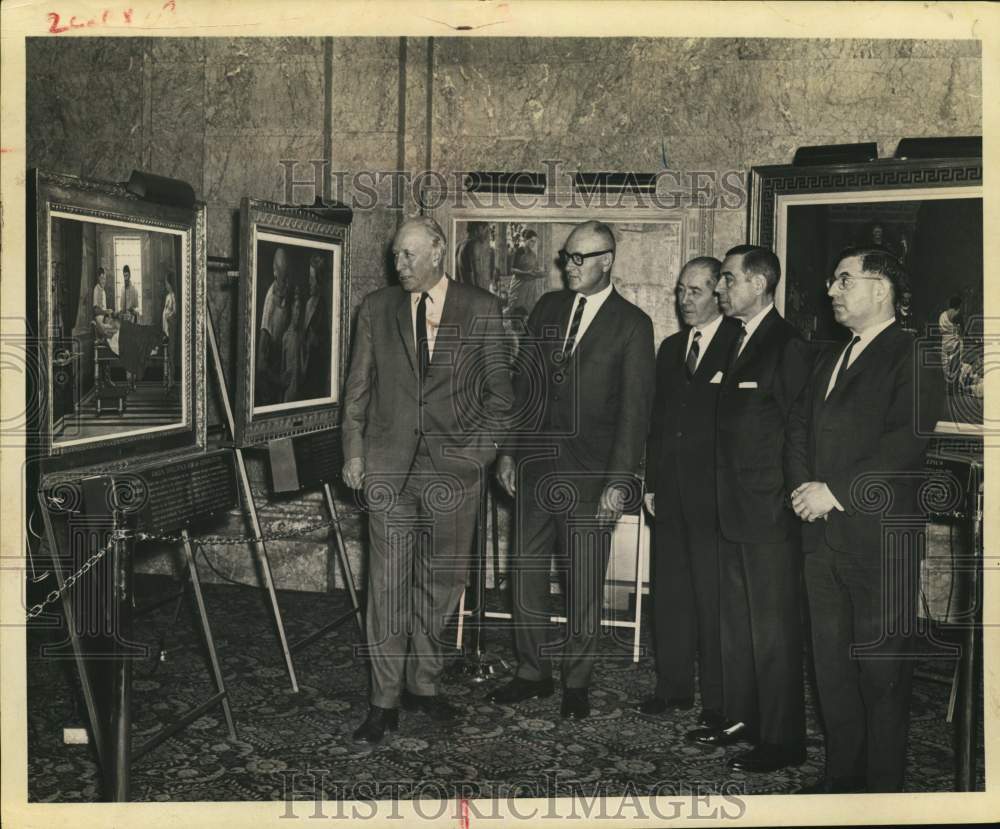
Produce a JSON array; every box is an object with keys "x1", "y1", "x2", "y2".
[
  {"x1": 411, "y1": 274, "x2": 449, "y2": 358},
  {"x1": 562, "y1": 282, "x2": 614, "y2": 354},
  {"x1": 736, "y1": 302, "x2": 774, "y2": 357},
  {"x1": 824, "y1": 316, "x2": 896, "y2": 399},
  {"x1": 684, "y1": 313, "x2": 724, "y2": 372}
]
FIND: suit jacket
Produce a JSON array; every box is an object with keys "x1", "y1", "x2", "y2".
[
  {"x1": 716, "y1": 307, "x2": 815, "y2": 544},
  {"x1": 786, "y1": 323, "x2": 942, "y2": 555},
  {"x1": 646, "y1": 316, "x2": 742, "y2": 526},
  {"x1": 508, "y1": 287, "x2": 655, "y2": 506},
  {"x1": 341, "y1": 279, "x2": 513, "y2": 487}
]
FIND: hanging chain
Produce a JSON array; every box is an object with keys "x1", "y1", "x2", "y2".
[
  {"x1": 27, "y1": 516, "x2": 344, "y2": 622},
  {"x1": 25, "y1": 530, "x2": 124, "y2": 621}
]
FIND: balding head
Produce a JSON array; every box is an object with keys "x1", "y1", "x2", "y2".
[
  {"x1": 393, "y1": 216, "x2": 447, "y2": 293},
  {"x1": 676, "y1": 256, "x2": 722, "y2": 327},
  {"x1": 562, "y1": 221, "x2": 616, "y2": 296}
]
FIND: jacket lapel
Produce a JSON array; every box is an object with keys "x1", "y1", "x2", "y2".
[
  {"x1": 395, "y1": 291, "x2": 417, "y2": 378},
  {"x1": 730, "y1": 307, "x2": 778, "y2": 374},
  {"x1": 823, "y1": 323, "x2": 898, "y2": 403},
  {"x1": 571, "y1": 288, "x2": 617, "y2": 357}
]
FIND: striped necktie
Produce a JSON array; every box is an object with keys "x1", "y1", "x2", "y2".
[
  {"x1": 562, "y1": 295, "x2": 587, "y2": 358},
  {"x1": 685, "y1": 330, "x2": 702, "y2": 379}
]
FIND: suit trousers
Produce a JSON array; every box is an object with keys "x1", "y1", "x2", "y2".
[
  {"x1": 719, "y1": 536, "x2": 805, "y2": 750},
  {"x1": 364, "y1": 446, "x2": 479, "y2": 708},
  {"x1": 804, "y1": 538, "x2": 917, "y2": 792},
  {"x1": 652, "y1": 509, "x2": 723, "y2": 711},
  {"x1": 510, "y1": 498, "x2": 613, "y2": 689}
]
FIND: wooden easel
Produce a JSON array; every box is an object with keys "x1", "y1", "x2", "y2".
[{"x1": 205, "y1": 304, "x2": 362, "y2": 690}]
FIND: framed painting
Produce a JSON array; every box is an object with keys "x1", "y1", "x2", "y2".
[
  {"x1": 428, "y1": 189, "x2": 714, "y2": 349},
  {"x1": 748, "y1": 157, "x2": 984, "y2": 433},
  {"x1": 28, "y1": 170, "x2": 207, "y2": 475},
  {"x1": 234, "y1": 198, "x2": 350, "y2": 447}
]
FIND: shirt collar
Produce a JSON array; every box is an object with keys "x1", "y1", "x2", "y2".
[
  {"x1": 741, "y1": 302, "x2": 774, "y2": 340},
  {"x1": 575, "y1": 281, "x2": 614, "y2": 307},
  {"x1": 411, "y1": 274, "x2": 449, "y2": 305},
  {"x1": 851, "y1": 315, "x2": 895, "y2": 348},
  {"x1": 694, "y1": 313, "x2": 723, "y2": 338}
]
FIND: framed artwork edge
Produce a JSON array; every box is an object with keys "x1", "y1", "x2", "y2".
[{"x1": 233, "y1": 197, "x2": 351, "y2": 448}]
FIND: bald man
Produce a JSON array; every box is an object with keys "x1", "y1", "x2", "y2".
[
  {"x1": 341, "y1": 217, "x2": 513, "y2": 744},
  {"x1": 491, "y1": 220, "x2": 655, "y2": 720}
]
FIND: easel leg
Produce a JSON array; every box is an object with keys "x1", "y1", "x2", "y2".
[
  {"x1": 207, "y1": 293, "x2": 298, "y2": 692},
  {"x1": 234, "y1": 447, "x2": 299, "y2": 693},
  {"x1": 180, "y1": 530, "x2": 238, "y2": 740},
  {"x1": 322, "y1": 482, "x2": 363, "y2": 635},
  {"x1": 36, "y1": 490, "x2": 109, "y2": 777}
]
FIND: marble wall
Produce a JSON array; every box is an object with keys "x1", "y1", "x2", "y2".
[{"x1": 26, "y1": 36, "x2": 981, "y2": 593}]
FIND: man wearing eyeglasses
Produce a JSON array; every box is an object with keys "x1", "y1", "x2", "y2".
[
  {"x1": 490, "y1": 220, "x2": 655, "y2": 720},
  {"x1": 636, "y1": 256, "x2": 741, "y2": 728},
  {"x1": 787, "y1": 249, "x2": 941, "y2": 793},
  {"x1": 685, "y1": 244, "x2": 814, "y2": 773}
]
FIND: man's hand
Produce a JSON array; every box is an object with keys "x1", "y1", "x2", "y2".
[
  {"x1": 495, "y1": 454, "x2": 516, "y2": 498},
  {"x1": 597, "y1": 484, "x2": 627, "y2": 524},
  {"x1": 643, "y1": 492, "x2": 655, "y2": 518},
  {"x1": 791, "y1": 481, "x2": 839, "y2": 522},
  {"x1": 343, "y1": 457, "x2": 366, "y2": 490}
]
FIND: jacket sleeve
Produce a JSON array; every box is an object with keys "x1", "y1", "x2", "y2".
[
  {"x1": 340, "y1": 295, "x2": 374, "y2": 462},
  {"x1": 479, "y1": 294, "x2": 515, "y2": 447},
  {"x1": 607, "y1": 311, "x2": 657, "y2": 485},
  {"x1": 500, "y1": 295, "x2": 548, "y2": 460},
  {"x1": 643, "y1": 339, "x2": 671, "y2": 494},
  {"x1": 784, "y1": 355, "x2": 818, "y2": 494}
]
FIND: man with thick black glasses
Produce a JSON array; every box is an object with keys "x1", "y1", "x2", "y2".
[{"x1": 489, "y1": 220, "x2": 655, "y2": 720}]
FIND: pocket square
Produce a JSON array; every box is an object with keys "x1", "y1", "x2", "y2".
[
  {"x1": 710, "y1": 371, "x2": 723, "y2": 384},
  {"x1": 738, "y1": 380, "x2": 758, "y2": 389}
]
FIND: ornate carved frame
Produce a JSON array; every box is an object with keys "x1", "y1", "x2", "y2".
[{"x1": 29, "y1": 170, "x2": 207, "y2": 477}]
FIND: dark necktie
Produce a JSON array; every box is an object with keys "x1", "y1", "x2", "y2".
[
  {"x1": 728, "y1": 319, "x2": 746, "y2": 370},
  {"x1": 828, "y1": 335, "x2": 861, "y2": 398},
  {"x1": 416, "y1": 291, "x2": 430, "y2": 380},
  {"x1": 685, "y1": 330, "x2": 702, "y2": 379},
  {"x1": 562, "y1": 295, "x2": 587, "y2": 358}
]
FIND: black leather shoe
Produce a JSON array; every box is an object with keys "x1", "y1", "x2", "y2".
[
  {"x1": 635, "y1": 695, "x2": 694, "y2": 715},
  {"x1": 795, "y1": 776, "x2": 867, "y2": 794},
  {"x1": 685, "y1": 720, "x2": 757, "y2": 746},
  {"x1": 401, "y1": 690, "x2": 457, "y2": 722},
  {"x1": 487, "y1": 676, "x2": 554, "y2": 705},
  {"x1": 728, "y1": 744, "x2": 806, "y2": 773},
  {"x1": 561, "y1": 687, "x2": 590, "y2": 720},
  {"x1": 698, "y1": 709, "x2": 727, "y2": 729},
  {"x1": 352, "y1": 705, "x2": 399, "y2": 744}
]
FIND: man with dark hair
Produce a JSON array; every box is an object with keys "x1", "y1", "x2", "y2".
[
  {"x1": 490, "y1": 220, "x2": 655, "y2": 720},
  {"x1": 341, "y1": 217, "x2": 513, "y2": 744},
  {"x1": 637, "y1": 256, "x2": 741, "y2": 727},
  {"x1": 788, "y1": 248, "x2": 940, "y2": 793},
  {"x1": 686, "y1": 244, "x2": 814, "y2": 773}
]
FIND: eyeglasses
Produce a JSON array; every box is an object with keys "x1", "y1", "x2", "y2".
[
  {"x1": 825, "y1": 275, "x2": 886, "y2": 291},
  {"x1": 558, "y1": 248, "x2": 614, "y2": 267}
]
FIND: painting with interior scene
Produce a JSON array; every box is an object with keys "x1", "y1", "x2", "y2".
[
  {"x1": 234, "y1": 199, "x2": 350, "y2": 447},
  {"x1": 29, "y1": 170, "x2": 206, "y2": 472}
]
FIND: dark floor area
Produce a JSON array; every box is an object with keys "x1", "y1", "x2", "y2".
[{"x1": 26, "y1": 574, "x2": 984, "y2": 802}]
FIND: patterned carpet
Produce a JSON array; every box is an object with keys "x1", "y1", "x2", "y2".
[{"x1": 26, "y1": 573, "x2": 983, "y2": 802}]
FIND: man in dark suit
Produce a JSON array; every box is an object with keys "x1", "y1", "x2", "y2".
[
  {"x1": 637, "y1": 256, "x2": 741, "y2": 727},
  {"x1": 341, "y1": 216, "x2": 513, "y2": 743},
  {"x1": 490, "y1": 220, "x2": 655, "y2": 719},
  {"x1": 788, "y1": 249, "x2": 940, "y2": 793},
  {"x1": 686, "y1": 244, "x2": 813, "y2": 773}
]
